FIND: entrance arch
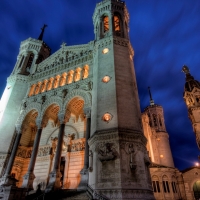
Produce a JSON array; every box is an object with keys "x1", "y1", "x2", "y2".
[
  {"x1": 11, "y1": 109, "x2": 38, "y2": 187},
  {"x1": 193, "y1": 180, "x2": 200, "y2": 200}
]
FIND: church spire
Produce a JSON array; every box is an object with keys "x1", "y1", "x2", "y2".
[
  {"x1": 148, "y1": 87, "x2": 155, "y2": 106},
  {"x1": 38, "y1": 24, "x2": 47, "y2": 41}
]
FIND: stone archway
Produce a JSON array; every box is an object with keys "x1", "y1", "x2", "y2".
[
  {"x1": 62, "y1": 96, "x2": 86, "y2": 189},
  {"x1": 11, "y1": 109, "x2": 38, "y2": 187}
]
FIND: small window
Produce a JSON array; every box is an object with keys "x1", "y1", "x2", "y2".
[{"x1": 103, "y1": 16, "x2": 109, "y2": 33}]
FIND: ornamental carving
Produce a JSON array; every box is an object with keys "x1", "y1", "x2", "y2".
[
  {"x1": 71, "y1": 139, "x2": 85, "y2": 152},
  {"x1": 96, "y1": 143, "x2": 119, "y2": 162},
  {"x1": 37, "y1": 146, "x2": 51, "y2": 157},
  {"x1": 16, "y1": 147, "x2": 32, "y2": 158}
]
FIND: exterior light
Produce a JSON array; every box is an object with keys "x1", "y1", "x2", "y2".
[
  {"x1": 195, "y1": 162, "x2": 199, "y2": 167},
  {"x1": 102, "y1": 76, "x2": 111, "y2": 83},
  {"x1": 160, "y1": 155, "x2": 164, "y2": 158},
  {"x1": 102, "y1": 48, "x2": 109, "y2": 54},
  {"x1": 102, "y1": 113, "x2": 112, "y2": 122}
]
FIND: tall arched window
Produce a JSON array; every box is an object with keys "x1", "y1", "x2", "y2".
[
  {"x1": 148, "y1": 113, "x2": 152, "y2": 127},
  {"x1": 153, "y1": 114, "x2": 157, "y2": 126},
  {"x1": 162, "y1": 175, "x2": 170, "y2": 193},
  {"x1": 152, "y1": 176, "x2": 160, "y2": 193},
  {"x1": 103, "y1": 16, "x2": 109, "y2": 33},
  {"x1": 114, "y1": 15, "x2": 120, "y2": 32},
  {"x1": 158, "y1": 115, "x2": 162, "y2": 127},
  {"x1": 26, "y1": 53, "x2": 34, "y2": 69}
]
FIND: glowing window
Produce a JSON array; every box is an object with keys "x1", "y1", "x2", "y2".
[
  {"x1": 82, "y1": 65, "x2": 89, "y2": 79},
  {"x1": 114, "y1": 15, "x2": 120, "y2": 32},
  {"x1": 74, "y1": 68, "x2": 82, "y2": 82},
  {"x1": 67, "y1": 70, "x2": 74, "y2": 84},
  {"x1": 102, "y1": 113, "x2": 112, "y2": 122},
  {"x1": 102, "y1": 76, "x2": 110, "y2": 83},
  {"x1": 60, "y1": 73, "x2": 67, "y2": 86},
  {"x1": 53, "y1": 76, "x2": 60, "y2": 89},
  {"x1": 103, "y1": 16, "x2": 109, "y2": 33},
  {"x1": 28, "y1": 84, "x2": 36, "y2": 97},
  {"x1": 40, "y1": 81, "x2": 47, "y2": 93},
  {"x1": 34, "y1": 83, "x2": 41, "y2": 95},
  {"x1": 102, "y1": 48, "x2": 109, "y2": 54}
]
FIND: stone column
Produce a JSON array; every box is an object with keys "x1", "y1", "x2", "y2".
[
  {"x1": 0, "y1": 125, "x2": 22, "y2": 186},
  {"x1": 21, "y1": 119, "x2": 43, "y2": 190},
  {"x1": 78, "y1": 108, "x2": 91, "y2": 191},
  {"x1": 29, "y1": 54, "x2": 38, "y2": 75},
  {"x1": 46, "y1": 113, "x2": 65, "y2": 192}
]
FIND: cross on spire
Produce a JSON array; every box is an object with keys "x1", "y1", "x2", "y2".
[{"x1": 38, "y1": 24, "x2": 48, "y2": 41}]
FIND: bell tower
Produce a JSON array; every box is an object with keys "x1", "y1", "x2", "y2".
[
  {"x1": 0, "y1": 26, "x2": 51, "y2": 175},
  {"x1": 182, "y1": 65, "x2": 200, "y2": 149},
  {"x1": 88, "y1": 0, "x2": 155, "y2": 199}
]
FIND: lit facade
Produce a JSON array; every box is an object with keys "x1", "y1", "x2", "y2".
[{"x1": 0, "y1": 0, "x2": 199, "y2": 200}]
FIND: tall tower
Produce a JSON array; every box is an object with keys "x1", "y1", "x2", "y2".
[
  {"x1": 182, "y1": 65, "x2": 200, "y2": 149},
  {"x1": 0, "y1": 26, "x2": 50, "y2": 174},
  {"x1": 142, "y1": 88, "x2": 174, "y2": 167},
  {"x1": 88, "y1": 0, "x2": 155, "y2": 199}
]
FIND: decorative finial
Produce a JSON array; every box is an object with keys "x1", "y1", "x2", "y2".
[
  {"x1": 182, "y1": 65, "x2": 190, "y2": 74},
  {"x1": 38, "y1": 24, "x2": 48, "y2": 41},
  {"x1": 148, "y1": 87, "x2": 154, "y2": 106}
]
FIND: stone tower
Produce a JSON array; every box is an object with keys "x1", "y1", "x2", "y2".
[
  {"x1": 182, "y1": 65, "x2": 200, "y2": 149},
  {"x1": 0, "y1": 28, "x2": 50, "y2": 176},
  {"x1": 142, "y1": 88, "x2": 174, "y2": 167},
  {"x1": 88, "y1": 0, "x2": 155, "y2": 199}
]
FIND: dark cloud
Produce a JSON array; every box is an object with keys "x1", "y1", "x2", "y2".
[{"x1": 0, "y1": 0, "x2": 199, "y2": 170}]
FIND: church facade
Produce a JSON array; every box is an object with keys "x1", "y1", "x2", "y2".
[{"x1": 0, "y1": 0, "x2": 199, "y2": 199}]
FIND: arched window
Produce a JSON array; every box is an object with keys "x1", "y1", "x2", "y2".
[
  {"x1": 153, "y1": 114, "x2": 157, "y2": 126},
  {"x1": 171, "y1": 176, "x2": 177, "y2": 193},
  {"x1": 114, "y1": 15, "x2": 120, "y2": 32},
  {"x1": 152, "y1": 176, "x2": 160, "y2": 193},
  {"x1": 103, "y1": 16, "x2": 109, "y2": 33},
  {"x1": 158, "y1": 115, "x2": 162, "y2": 127},
  {"x1": 82, "y1": 65, "x2": 89, "y2": 79},
  {"x1": 162, "y1": 175, "x2": 170, "y2": 193},
  {"x1": 148, "y1": 113, "x2": 152, "y2": 127},
  {"x1": 26, "y1": 53, "x2": 34, "y2": 69}
]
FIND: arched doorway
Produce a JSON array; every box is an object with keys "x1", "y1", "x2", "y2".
[
  {"x1": 193, "y1": 181, "x2": 200, "y2": 200},
  {"x1": 62, "y1": 96, "x2": 85, "y2": 189},
  {"x1": 11, "y1": 109, "x2": 38, "y2": 187}
]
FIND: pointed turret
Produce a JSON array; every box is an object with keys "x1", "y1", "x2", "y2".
[
  {"x1": 182, "y1": 65, "x2": 200, "y2": 149},
  {"x1": 182, "y1": 65, "x2": 200, "y2": 92}
]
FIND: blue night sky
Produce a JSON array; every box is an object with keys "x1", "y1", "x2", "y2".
[{"x1": 0, "y1": 0, "x2": 200, "y2": 170}]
